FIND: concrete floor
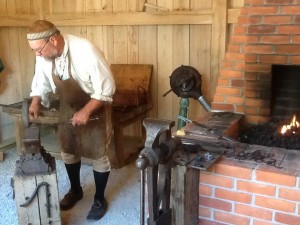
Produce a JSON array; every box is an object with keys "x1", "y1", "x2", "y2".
[{"x1": 0, "y1": 147, "x2": 141, "y2": 225}]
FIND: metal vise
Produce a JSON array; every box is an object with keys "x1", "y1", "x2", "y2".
[{"x1": 136, "y1": 118, "x2": 180, "y2": 225}]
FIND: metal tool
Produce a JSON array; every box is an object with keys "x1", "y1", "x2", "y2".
[
  {"x1": 163, "y1": 65, "x2": 211, "y2": 112},
  {"x1": 22, "y1": 98, "x2": 99, "y2": 127},
  {"x1": 55, "y1": 116, "x2": 100, "y2": 125},
  {"x1": 136, "y1": 118, "x2": 180, "y2": 225},
  {"x1": 162, "y1": 65, "x2": 211, "y2": 129},
  {"x1": 20, "y1": 181, "x2": 51, "y2": 218},
  {"x1": 177, "y1": 115, "x2": 236, "y2": 142}
]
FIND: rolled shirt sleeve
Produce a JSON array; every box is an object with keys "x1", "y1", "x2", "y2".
[
  {"x1": 85, "y1": 60, "x2": 115, "y2": 102},
  {"x1": 30, "y1": 58, "x2": 56, "y2": 107}
]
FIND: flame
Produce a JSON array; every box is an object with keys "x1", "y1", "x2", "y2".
[{"x1": 281, "y1": 115, "x2": 300, "y2": 134}]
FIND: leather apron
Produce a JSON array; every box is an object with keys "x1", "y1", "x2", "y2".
[{"x1": 52, "y1": 69, "x2": 112, "y2": 160}]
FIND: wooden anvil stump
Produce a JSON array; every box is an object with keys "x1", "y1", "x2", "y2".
[{"x1": 13, "y1": 123, "x2": 61, "y2": 225}]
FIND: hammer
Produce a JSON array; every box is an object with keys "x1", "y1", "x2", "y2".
[{"x1": 22, "y1": 98, "x2": 99, "y2": 127}]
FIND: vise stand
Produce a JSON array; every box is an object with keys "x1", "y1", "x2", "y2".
[
  {"x1": 13, "y1": 99, "x2": 61, "y2": 225},
  {"x1": 136, "y1": 118, "x2": 180, "y2": 225},
  {"x1": 136, "y1": 118, "x2": 223, "y2": 225}
]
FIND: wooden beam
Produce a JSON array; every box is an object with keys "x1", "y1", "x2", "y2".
[
  {"x1": 210, "y1": 0, "x2": 228, "y2": 100},
  {"x1": 0, "y1": 8, "x2": 240, "y2": 27},
  {"x1": 0, "y1": 10, "x2": 213, "y2": 27},
  {"x1": 0, "y1": 14, "x2": 36, "y2": 26},
  {"x1": 46, "y1": 11, "x2": 213, "y2": 26}
]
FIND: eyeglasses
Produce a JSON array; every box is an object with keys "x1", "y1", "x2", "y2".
[{"x1": 32, "y1": 39, "x2": 49, "y2": 54}]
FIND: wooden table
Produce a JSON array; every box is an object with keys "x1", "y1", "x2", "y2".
[{"x1": 2, "y1": 102, "x2": 152, "y2": 168}]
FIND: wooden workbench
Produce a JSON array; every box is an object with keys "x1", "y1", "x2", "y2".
[{"x1": 2, "y1": 101, "x2": 152, "y2": 168}]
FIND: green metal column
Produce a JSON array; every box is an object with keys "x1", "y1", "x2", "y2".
[{"x1": 177, "y1": 98, "x2": 189, "y2": 130}]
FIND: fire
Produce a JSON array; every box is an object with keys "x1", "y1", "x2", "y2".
[{"x1": 280, "y1": 115, "x2": 300, "y2": 134}]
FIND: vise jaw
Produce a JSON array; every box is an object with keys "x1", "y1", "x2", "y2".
[{"x1": 136, "y1": 118, "x2": 180, "y2": 170}]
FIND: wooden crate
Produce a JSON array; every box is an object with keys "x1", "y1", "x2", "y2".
[{"x1": 111, "y1": 64, "x2": 152, "y2": 107}]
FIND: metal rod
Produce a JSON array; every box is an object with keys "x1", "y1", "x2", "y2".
[
  {"x1": 197, "y1": 95, "x2": 211, "y2": 112},
  {"x1": 60, "y1": 116, "x2": 100, "y2": 125},
  {"x1": 177, "y1": 115, "x2": 236, "y2": 143},
  {"x1": 20, "y1": 182, "x2": 50, "y2": 207},
  {"x1": 162, "y1": 89, "x2": 172, "y2": 97},
  {"x1": 140, "y1": 169, "x2": 145, "y2": 225}
]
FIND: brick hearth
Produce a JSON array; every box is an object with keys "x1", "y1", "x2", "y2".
[
  {"x1": 181, "y1": 112, "x2": 300, "y2": 225},
  {"x1": 199, "y1": 155, "x2": 300, "y2": 225},
  {"x1": 212, "y1": 0, "x2": 300, "y2": 124}
]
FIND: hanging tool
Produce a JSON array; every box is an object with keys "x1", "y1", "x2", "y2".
[
  {"x1": 177, "y1": 115, "x2": 236, "y2": 142},
  {"x1": 20, "y1": 181, "x2": 52, "y2": 218}
]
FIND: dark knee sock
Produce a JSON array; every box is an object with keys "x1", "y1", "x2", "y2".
[
  {"x1": 93, "y1": 170, "x2": 110, "y2": 201},
  {"x1": 65, "y1": 161, "x2": 82, "y2": 191}
]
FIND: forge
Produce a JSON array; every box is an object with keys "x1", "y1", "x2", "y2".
[
  {"x1": 167, "y1": 53, "x2": 300, "y2": 223},
  {"x1": 180, "y1": 111, "x2": 300, "y2": 225},
  {"x1": 238, "y1": 64, "x2": 300, "y2": 150},
  {"x1": 238, "y1": 116, "x2": 300, "y2": 150}
]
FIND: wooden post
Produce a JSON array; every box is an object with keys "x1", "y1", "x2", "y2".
[
  {"x1": 13, "y1": 123, "x2": 61, "y2": 225},
  {"x1": 13, "y1": 164, "x2": 61, "y2": 224},
  {"x1": 171, "y1": 165, "x2": 199, "y2": 225}
]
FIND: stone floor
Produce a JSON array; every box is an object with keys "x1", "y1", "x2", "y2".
[{"x1": 0, "y1": 147, "x2": 141, "y2": 225}]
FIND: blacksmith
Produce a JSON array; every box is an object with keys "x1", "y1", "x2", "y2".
[{"x1": 27, "y1": 20, "x2": 116, "y2": 221}]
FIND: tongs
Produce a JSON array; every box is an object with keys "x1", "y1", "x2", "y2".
[{"x1": 177, "y1": 115, "x2": 236, "y2": 143}]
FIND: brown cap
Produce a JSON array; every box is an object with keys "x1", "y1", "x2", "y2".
[{"x1": 27, "y1": 20, "x2": 59, "y2": 40}]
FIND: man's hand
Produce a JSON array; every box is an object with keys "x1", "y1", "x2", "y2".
[
  {"x1": 71, "y1": 108, "x2": 91, "y2": 126},
  {"x1": 71, "y1": 99, "x2": 103, "y2": 126},
  {"x1": 29, "y1": 96, "x2": 41, "y2": 120}
]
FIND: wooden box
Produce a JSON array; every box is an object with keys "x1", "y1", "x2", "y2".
[{"x1": 111, "y1": 64, "x2": 152, "y2": 107}]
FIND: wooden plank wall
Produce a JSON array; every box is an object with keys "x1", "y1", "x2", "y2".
[{"x1": 0, "y1": 0, "x2": 244, "y2": 141}]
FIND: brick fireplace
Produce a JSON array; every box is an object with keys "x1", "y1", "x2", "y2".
[
  {"x1": 196, "y1": 1, "x2": 300, "y2": 224},
  {"x1": 212, "y1": 0, "x2": 300, "y2": 124}
]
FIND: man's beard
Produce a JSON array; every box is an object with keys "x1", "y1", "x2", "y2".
[{"x1": 42, "y1": 49, "x2": 59, "y2": 61}]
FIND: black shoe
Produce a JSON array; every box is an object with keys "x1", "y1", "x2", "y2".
[
  {"x1": 60, "y1": 188, "x2": 83, "y2": 210},
  {"x1": 86, "y1": 199, "x2": 108, "y2": 221}
]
